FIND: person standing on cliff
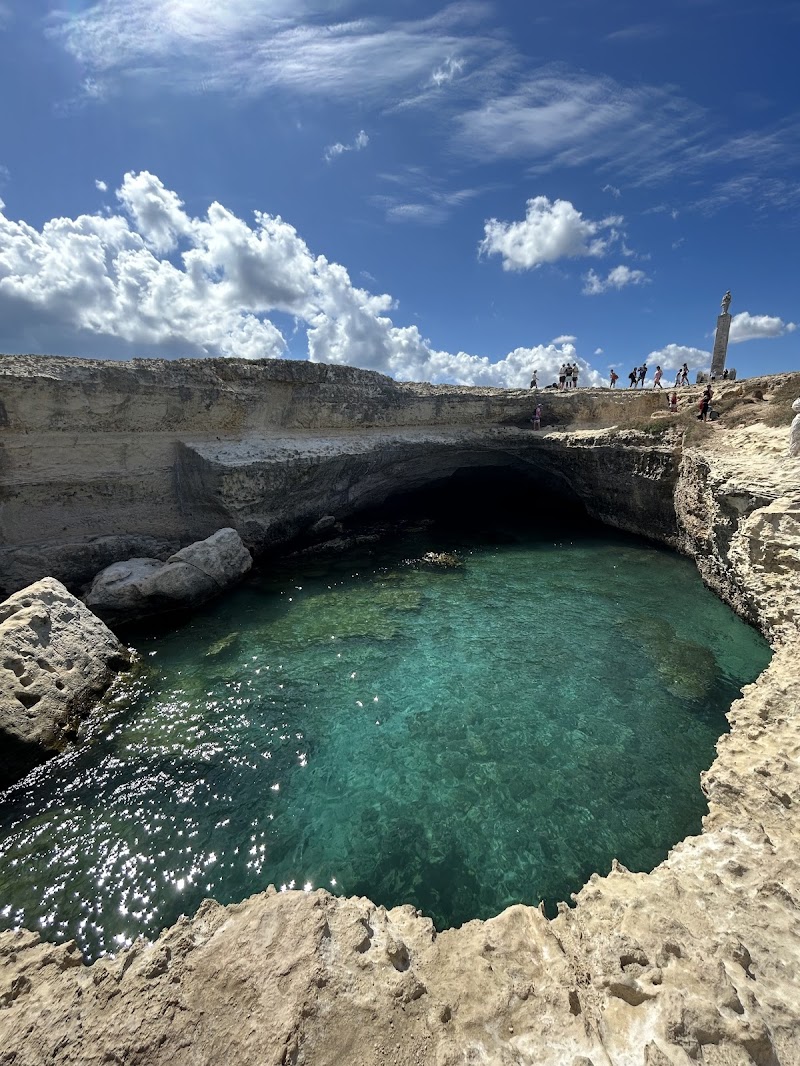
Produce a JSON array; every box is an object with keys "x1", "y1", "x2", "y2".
[
  {"x1": 559, "y1": 365, "x2": 566, "y2": 391},
  {"x1": 789, "y1": 398, "x2": 800, "y2": 457},
  {"x1": 610, "y1": 369, "x2": 619, "y2": 388},
  {"x1": 532, "y1": 404, "x2": 542, "y2": 430},
  {"x1": 653, "y1": 366, "x2": 664, "y2": 389},
  {"x1": 571, "y1": 365, "x2": 579, "y2": 389},
  {"x1": 628, "y1": 368, "x2": 637, "y2": 388}
]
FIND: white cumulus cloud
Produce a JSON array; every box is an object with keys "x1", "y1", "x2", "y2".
[
  {"x1": 95, "y1": 179, "x2": 108, "y2": 192},
  {"x1": 582, "y1": 264, "x2": 649, "y2": 295},
  {"x1": 645, "y1": 344, "x2": 709, "y2": 373},
  {"x1": 0, "y1": 170, "x2": 601, "y2": 388},
  {"x1": 728, "y1": 310, "x2": 797, "y2": 343},
  {"x1": 480, "y1": 196, "x2": 622, "y2": 272}
]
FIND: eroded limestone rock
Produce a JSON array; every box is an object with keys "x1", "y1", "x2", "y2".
[
  {"x1": 0, "y1": 578, "x2": 130, "y2": 788},
  {"x1": 85, "y1": 528, "x2": 252, "y2": 625}
]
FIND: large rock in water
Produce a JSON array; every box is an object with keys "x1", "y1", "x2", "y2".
[
  {"x1": 85, "y1": 528, "x2": 253, "y2": 624},
  {"x1": 0, "y1": 578, "x2": 131, "y2": 789}
]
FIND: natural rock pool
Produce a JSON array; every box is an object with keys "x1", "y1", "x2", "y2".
[{"x1": 0, "y1": 484, "x2": 771, "y2": 962}]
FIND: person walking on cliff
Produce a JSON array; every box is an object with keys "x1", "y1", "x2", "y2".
[
  {"x1": 609, "y1": 369, "x2": 619, "y2": 388},
  {"x1": 628, "y1": 368, "x2": 638, "y2": 388},
  {"x1": 529, "y1": 370, "x2": 538, "y2": 390},
  {"x1": 653, "y1": 365, "x2": 664, "y2": 389},
  {"x1": 638, "y1": 364, "x2": 648, "y2": 388},
  {"x1": 697, "y1": 387, "x2": 711, "y2": 422}
]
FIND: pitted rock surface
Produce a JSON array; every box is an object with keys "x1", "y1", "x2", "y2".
[{"x1": 0, "y1": 578, "x2": 130, "y2": 787}]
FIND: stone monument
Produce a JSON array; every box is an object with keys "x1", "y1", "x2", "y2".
[{"x1": 710, "y1": 290, "x2": 732, "y2": 378}]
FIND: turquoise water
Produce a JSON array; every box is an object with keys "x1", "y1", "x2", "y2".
[{"x1": 0, "y1": 500, "x2": 770, "y2": 961}]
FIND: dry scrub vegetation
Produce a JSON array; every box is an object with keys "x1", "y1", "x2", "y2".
[{"x1": 611, "y1": 373, "x2": 800, "y2": 441}]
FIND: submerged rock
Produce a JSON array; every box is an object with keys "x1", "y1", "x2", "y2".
[
  {"x1": 416, "y1": 552, "x2": 464, "y2": 570},
  {"x1": 85, "y1": 528, "x2": 252, "y2": 625},
  {"x1": 0, "y1": 578, "x2": 130, "y2": 788}
]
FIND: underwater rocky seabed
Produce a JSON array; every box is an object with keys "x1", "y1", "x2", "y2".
[{"x1": 0, "y1": 476, "x2": 771, "y2": 962}]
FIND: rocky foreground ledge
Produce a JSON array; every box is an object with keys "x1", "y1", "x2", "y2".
[{"x1": 0, "y1": 358, "x2": 799, "y2": 1064}]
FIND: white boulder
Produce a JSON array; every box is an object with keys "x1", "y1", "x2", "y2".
[
  {"x1": 85, "y1": 528, "x2": 252, "y2": 624},
  {"x1": 0, "y1": 578, "x2": 131, "y2": 787}
]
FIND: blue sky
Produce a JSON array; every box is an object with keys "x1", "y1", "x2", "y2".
[{"x1": 0, "y1": 0, "x2": 797, "y2": 386}]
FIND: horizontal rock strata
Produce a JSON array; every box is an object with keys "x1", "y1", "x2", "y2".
[{"x1": 0, "y1": 355, "x2": 673, "y2": 595}]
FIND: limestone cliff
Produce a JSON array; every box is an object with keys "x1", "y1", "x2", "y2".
[
  {"x1": 0, "y1": 355, "x2": 670, "y2": 595},
  {"x1": 1, "y1": 357, "x2": 799, "y2": 1065}
]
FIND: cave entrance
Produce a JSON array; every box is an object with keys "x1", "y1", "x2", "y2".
[{"x1": 346, "y1": 464, "x2": 593, "y2": 541}]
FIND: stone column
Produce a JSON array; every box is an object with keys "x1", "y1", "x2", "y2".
[{"x1": 711, "y1": 316, "x2": 731, "y2": 378}]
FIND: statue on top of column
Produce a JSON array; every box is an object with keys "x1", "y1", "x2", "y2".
[{"x1": 721, "y1": 290, "x2": 732, "y2": 315}]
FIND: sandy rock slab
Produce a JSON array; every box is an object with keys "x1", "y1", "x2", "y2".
[
  {"x1": 85, "y1": 527, "x2": 252, "y2": 625},
  {"x1": 0, "y1": 578, "x2": 130, "y2": 789}
]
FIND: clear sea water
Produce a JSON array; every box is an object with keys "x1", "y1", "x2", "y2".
[{"x1": 0, "y1": 484, "x2": 771, "y2": 961}]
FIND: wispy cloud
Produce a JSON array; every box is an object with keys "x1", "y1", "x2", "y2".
[
  {"x1": 324, "y1": 129, "x2": 369, "y2": 163},
  {"x1": 602, "y1": 184, "x2": 622, "y2": 198},
  {"x1": 605, "y1": 22, "x2": 667, "y2": 42},
  {"x1": 454, "y1": 68, "x2": 709, "y2": 184},
  {"x1": 48, "y1": 1, "x2": 500, "y2": 104},
  {"x1": 95, "y1": 178, "x2": 108, "y2": 192},
  {"x1": 374, "y1": 167, "x2": 484, "y2": 225},
  {"x1": 431, "y1": 55, "x2": 465, "y2": 86},
  {"x1": 690, "y1": 174, "x2": 800, "y2": 218},
  {"x1": 46, "y1": 0, "x2": 800, "y2": 214}
]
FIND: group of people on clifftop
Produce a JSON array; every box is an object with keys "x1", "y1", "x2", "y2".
[
  {"x1": 528, "y1": 361, "x2": 731, "y2": 395},
  {"x1": 557, "y1": 364, "x2": 579, "y2": 390}
]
